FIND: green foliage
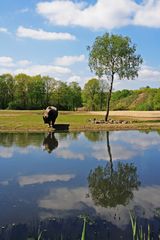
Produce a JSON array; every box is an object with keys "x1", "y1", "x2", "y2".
[
  {"x1": 112, "y1": 89, "x2": 132, "y2": 101},
  {"x1": 82, "y1": 78, "x2": 106, "y2": 111},
  {"x1": 1, "y1": 71, "x2": 160, "y2": 111},
  {"x1": 110, "y1": 87, "x2": 160, "y2": 111},
  {"x1": 0, "y1": 74, "x2": 82, "y2": 110},
  {"x1": 88, "y1": 162, "x2": 140, "y2": 208},
  {"x1": 88, "y1": 32, "x2": 143, "y2": 120}
]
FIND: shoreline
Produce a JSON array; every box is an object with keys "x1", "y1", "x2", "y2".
[
  {"x1": 0, "y1": 110, "x2": 160, "y2": 132},
  {"x1": 0, "y1": 122, "x2": 160, "y2": 133}
]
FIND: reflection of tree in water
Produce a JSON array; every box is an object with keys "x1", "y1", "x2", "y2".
[
  {"x1": 88, "y1": 131, "x2": 140, "y2": 208},
  {"x1": 43, "y1": 132, "x2": 58, "y2": 153},
  {"x1": 0, "y1": 132, "x2": 44, "y2": 147},
  {"x1": 84, "y1": 131, "x2": 104, "y2": 142}
]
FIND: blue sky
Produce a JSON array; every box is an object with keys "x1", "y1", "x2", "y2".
[{"x1": 0, "y1": 0, "x2": 160, "y2": 90}]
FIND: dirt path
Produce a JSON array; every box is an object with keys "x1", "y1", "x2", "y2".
[{"x1": 89, "y1": 111, "x2": 160, "y2": 120}]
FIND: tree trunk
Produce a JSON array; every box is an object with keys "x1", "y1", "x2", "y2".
[
  {"x1": 105, "y1": 74, "x2": 114, "y2": 121},
  {"x1": 106, "y1": 131, "x2": 113, "y2": 175}
]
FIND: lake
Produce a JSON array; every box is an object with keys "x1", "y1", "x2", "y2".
[{"x1": 0, "y1": 130, "x2": 160, "y2": 239}]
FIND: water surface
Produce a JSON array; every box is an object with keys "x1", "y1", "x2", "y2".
[{"x1": 0, "y1": 130, "x2": 160, "y2": 239}]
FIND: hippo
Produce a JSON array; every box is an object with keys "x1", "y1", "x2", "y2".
[{"x1": 43, "y1": 106, "x2": 58, "y2": 128}]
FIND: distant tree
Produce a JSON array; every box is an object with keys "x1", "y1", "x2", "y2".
[
  {"x1": 43, "y1": 76, "x2": 57, "y2": 106},
  {"x1": 28, "y1": 75, "x2": 46, "y2": 109},
  {"x1": 88, "y1": 33, "x2": 143, "y2": 121},
  {"x1": 52, "y1": 81, "x2": 72, "y2": 110},
  {"x1": 14, "y1": 74, "x2": 31, "y2": 109},
  {"x1": 82, "y1": 78, "x2": 101, "y2": 110},
  {"x1": 69, "y1": 82, "x2": 82, "y2": 110}
]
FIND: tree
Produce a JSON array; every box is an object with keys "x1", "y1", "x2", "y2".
[
  {"x1": 82, "y1": 78, "x2": 101, "y2": 110},
  {"x1": 28, "y1": 75, "x2": 46, "y2": 109},
  {"x1": 43, "y1": 76, "x2": 57, "y2": 106},
  {"x1": 69, "y1": 82, "x2": 82, "y2": 110},
  {"x1": 0, "y1": 74, "x2": 15, "y2": 109},
  {"x1": 88, "y1": 33, "x2": 143, "y2": 121},
  {"x1": 88, "y1": 132, "x2": 140, "y2": 208},
  {"x1": 52, "y1": 81, "x2": 72, "y2": 110},
  {"x1": 13, "y1": 74, "x2": 31, "y2": 109}
]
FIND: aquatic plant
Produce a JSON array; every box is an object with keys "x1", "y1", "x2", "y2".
[{"x1": 129, "y1": 211, "x2": 157, "y2": 240}]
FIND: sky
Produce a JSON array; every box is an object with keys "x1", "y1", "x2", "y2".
[{"x1": 0, "y1": 0, "x2": 160, "y2": 90}]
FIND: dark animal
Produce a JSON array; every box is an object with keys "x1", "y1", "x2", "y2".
[
  {"x1": 43, "y1": 132, "x2": 58, "y2": 153},
  {"x1": 43, "y1": 106, "x2": 58, "y2": 128}
]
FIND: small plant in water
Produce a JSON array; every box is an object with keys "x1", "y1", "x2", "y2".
[
  {"x1": 129, "y1": 211, "x2": 158, "y2": 240},
  {"x1": 79, "y1": 214, "x2": 92, "y2": 240}
]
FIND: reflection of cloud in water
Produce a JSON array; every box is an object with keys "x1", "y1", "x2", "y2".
[
  {"x1": 18, "y1": 174, "x2": 75, "y2": 186},
  {"x1": 0, "y1": 180, "x2": 9, "y2": 186},
  {"x1": 92, "y1": 144, "x2": 136, "y2": 161},
  {"x1": 132, "y1": 185, "x2": 160, "y2": 218},
  {"x1": 0, "y1": 147, "x2": 14, "y2": 158},
  {"x1": 111, "y1": 131, "x2": 160, "y2": 150},
  {"x1": 54, "y1": 138, "x2": 85, "y2": 160},
  {"x1": 55, "y1": 150, "x2": 84, "y2": 160},
  {"x1": 39, "y1": 185, "x2": 160, "y2": 228},
  {"x1": 0, "y1": 145, "x2": 38, "y2": 159},
  {"x1": 39, "y1": 187, "x2": 90, "y2": 210},
  {"x1": 90, "y1": 131, "x2": 160, "y2": 161},
  {"x1": 58, "y1": 140, "x2": 71, "y2": 149}
]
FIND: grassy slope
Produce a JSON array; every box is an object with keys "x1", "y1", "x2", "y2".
[
  {"x1": 0, "y1": 110, "x2": 160, "y2": 132},
  {"x1": 110, "y1": 88, "x2": 159, "y2": 111}
]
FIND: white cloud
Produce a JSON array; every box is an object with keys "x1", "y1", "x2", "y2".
[
  {"x1": 17, "y1": 60, "x2": 32, "y2": 67},
  {"x1": 56, "y1": 149, "x2": 84, "y2": 160},
  {"x1": 54, "y1": 55, "x2": 85, "y2": 66},
  {"x1": 0, "y1": 27, "x2": 8, "y2": 33},
  {"x1": 14, "y1": 64, "x2": 71, "y2": 77},
  {"x1": 139, "y1": 65, "x2": 160, "y2": 81},
  {"x1": 92, "y1": 143, "x2": 137, "y2": 161},
  {"x1": 134, "y1": 0, "x2": 160, "y2": 28},
  {"x1": 0, "y1": 56, "x2": 71, "y2": 78},
  {"x1": 0, "y1": 56, "x2": 14, "y2": 67},
  {"x1": 0, "y1": 148, "x2": 13, "y2": 158},
  {"x1": 16, "y1": 26, "x2": 76, "y2": 41},
  {"x1": 37, "y1": 0, "x2": 160, "y2": 29},
  {"x1": 37, "y1": 0, "x2": 137, "y2": 30},
  {"x1": 114, "y1": 65, "x2": 160, "y2": 90},
  {"x1": 19, "y1": 174, "x2": 75, "y2": 186},
  {"x1": 39, "y1": 185, "x2": 160, "y2": 228},
  {"x1": 39, "y1": 187, "x2": 90, "y2": 211}
]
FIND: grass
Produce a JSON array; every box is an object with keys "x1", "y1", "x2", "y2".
[
  {"x1": 129, "y1": 212, "x2": 160, "y2": 240},
  {"x1": 0, "y1": 110, "x2": 160, "y2": 132}
]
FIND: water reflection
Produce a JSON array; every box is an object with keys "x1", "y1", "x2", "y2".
[
  {"x1": 0, "y1": 131, "x2": 160, "y2": 239},
  {"x1": 88, "y1": 162, "x2": 140, "y2": 208},
  {"x1": 88, "y1": 132, "x2": 140, "y2": 208},
  {"x1": 43, "y1": 132, "x2": 58, "y2": 153}
]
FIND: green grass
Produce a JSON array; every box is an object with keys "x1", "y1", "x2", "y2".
[{"x1": 0, "y1": 110, "x2": 160, "y2": 132}]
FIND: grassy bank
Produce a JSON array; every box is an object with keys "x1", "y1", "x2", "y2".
[{"x1": 0, "y1": 110, "x2": 160, "y2": 132}]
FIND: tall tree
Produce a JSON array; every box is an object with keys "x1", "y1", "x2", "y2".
[{"x1": 88, "y1": 33, "x2": 143, "y2": 121}]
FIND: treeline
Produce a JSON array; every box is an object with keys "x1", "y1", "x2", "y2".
[
  {"x1": 0, "y1": 74, "x2": 82, "y2": 110},
  {"x1": 0, "y1": 74, "x2": 160, "y2": 111}
]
